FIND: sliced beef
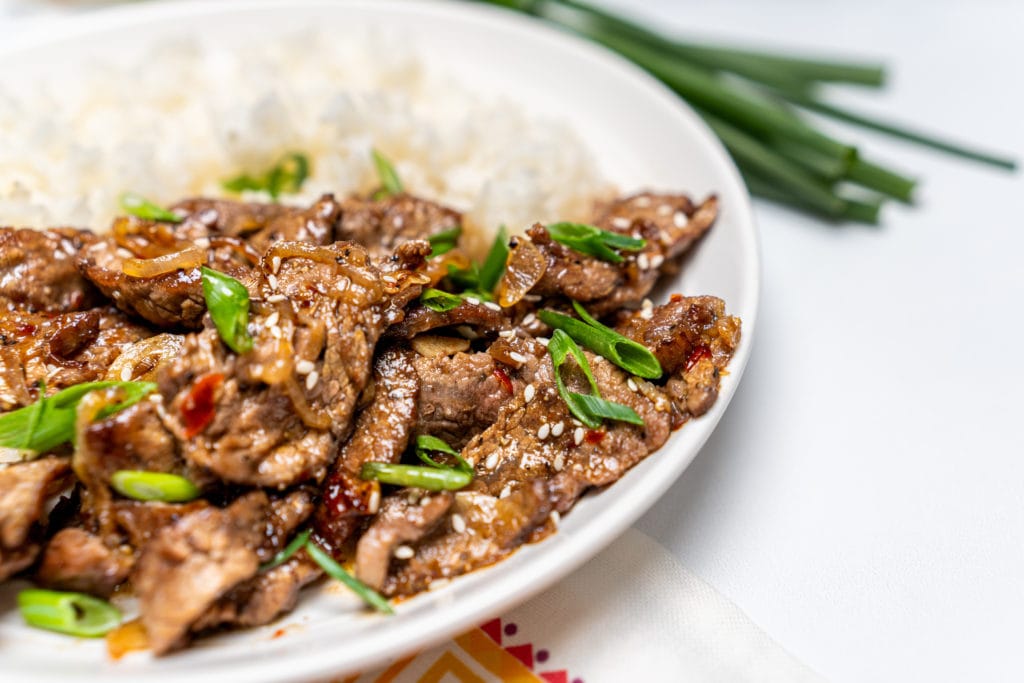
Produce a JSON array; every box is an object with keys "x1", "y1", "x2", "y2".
[
  {"x1": 0, "y1": 307, "x2": 151, "y2": 411},
  {"x1": 382, "y1": 480, "x2": 552, "y2": 597},
  {"x1": 0, "y1": 227, "x2": 100, "y2": 313},
  {"x1": 592, "y1": 192, "x2": 717, "y2": 261},
  {"x1": 35, "y1": 528, "x2": 132, "y2": 597},
  {"x1": 354, "y1": 491, "x2": 453, "y2": 590},
  {"x1": 113, "y1": 500, "x2": 212, "y2": 550},
  {"x1": 133, "y1": 492, "x2": 270, "y2": 655},
  {"x1": 0, "y1": 458, "x2": 71, "y2": 581},
  {"x1": 617, "y1": 295, "x2": 741, "y2": 420},
  {"x1": 336, "y1": 194, "x2": 461, "y2": 261},
  {"x1": 314, "y1": 347, "x2": 419, "y2": 551}
]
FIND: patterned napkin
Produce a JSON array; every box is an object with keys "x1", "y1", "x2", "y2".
[{"x1": 341, "y1": 529, "x2": 823, "y2": 683}]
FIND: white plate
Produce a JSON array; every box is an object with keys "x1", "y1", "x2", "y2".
[{"x1": 0, "y1": 1, "x2": 760, "y2": 680}]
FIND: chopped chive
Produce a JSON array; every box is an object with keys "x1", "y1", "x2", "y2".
[
  {"x1": 547, "y1": 329, "x2": 643, "y2": 428},
  {"x1": 118, "y1": 192, "x2": 182, "y2": 223},
  {"x1": 262, "y1": 529, "x2": 312, "y2": 572},
  {"x1": 18, "y1": 589, "x2": 121, "y2": 638},
  {"x1": 304, "y1": 541, "x2": 394, "y2": 615},
  {"x1": 110, "y1": 470, "x2": 200, "y2": 503},
  {"x1": 844, "y1": 157, "x2": 916, "y2": 203},
  {"x1": 546, "y1": 222, "x2": 645, "y2": 263},
  {"x1": 538, "y1": 303, "x2": 662, "y2": 379},
  {"x1": 200, "y1": 267, "x2": 253, "y2": 354},
  {"x1": 361, "y1": 462, "x2": 472, "y2": 491},
  {"x1": 0, "y1": 381, "x2": 157, "y2": 455},
  {"x1": 222, "y1": 152, "x2": 310, "y2": 200},
  {"x1": 428, "y1": 226, "x2": 462, "y2": 258},
  {"x1": 419, "y1": 288, "x2": 463, "y2": 313},
  {"x1": 741, "y1": 170, "x2": 882, "y2": 225},
  {"x1": 415, "y1": 435, "x2": 473, "y2": 475},
  {"x1": 477, "y1": 226, "x2": 510, "y2": 292},
  {"x1": 371, "y1": 148, "x2": 404, "y2": 198}
]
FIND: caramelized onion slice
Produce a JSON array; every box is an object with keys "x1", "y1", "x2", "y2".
[
  {"x1": 497, "y1": 237, "x2": 546, "y2": 307},
  {"x1": 105, "y1": 334, "x2": 184, "y2": 383},
  {"x1": 122, "y1": 247, "x2": 205, "y2": 278}
]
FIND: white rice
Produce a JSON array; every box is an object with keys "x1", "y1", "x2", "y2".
[{"x1": 0, "y1": 29, "x2": 609, "y2": 258}]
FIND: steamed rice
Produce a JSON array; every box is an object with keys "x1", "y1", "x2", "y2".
[{"x1": 0, "y1": 29, "x2": 609, "y2": 257}]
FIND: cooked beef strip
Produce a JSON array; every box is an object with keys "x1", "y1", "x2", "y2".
[
  {"x1": 0, "y1": 458, "x2": 71, "y2": 581},
  {"x1": 133, "y1": 491, "x2": 270, "y2": 655},
  {"x1": 335, "y1": 194, "x2": 461, "y2": 261},
  {"x1": 314, "y1": 346, "x2": 419, "y2": 551},
  {"x1": 497, "y1": 193, "x2": 717, "y2": 314},
  {"x1": 384, "y1": 299, "x2": 509, "y2": 340},
  {"x1": 0, "y1": 307, "x2": 151, "y2": 411},
  {"x1": 616, "y1": 295, "x2": 741, "y2": 420},
  {"x1": 0, "y1": 227, "x2": 101, "y2": 313},
  {"x1": 35, "y1": 527, "x2": 132, "y2": 597},
  {"x1": 381, "y1": 480, "x2": 553, "y2": 597},
  {"x1": 113, "y1": 500, "x2": 211, "y2": 550},
  {"x1": 354, "y1": 490, "x2": 453, "y2": 591},
  {"x1": 154, "y1": 240, "x2": 425, "y2": 488}
]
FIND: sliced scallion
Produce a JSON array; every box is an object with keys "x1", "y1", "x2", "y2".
[
  {"x1": 0, "y1": 381, "x2": 157, "y2": 455},
  {"x1": 18, "y1": 589, "x2": 121, "y2": 638},
  {"x1": 546, "y1": 222, "x2": 645, "y2": 263},
  {"x1": 222, "y1": 152, "x2": 310, "y2": 199},
  {"x1": 109, "y1": 470, "x2": 200, "y2": 503},
  {"x1": 200, "y1": 266, "x2": 254, "y2": 354},
  {"x1": 539, "y1": 302, "x2": 662, "y2": 379},
  {"x1": 118, "y1": 192, "x2": 182, "y2": 223},
  {"x1": 415, "y1": 435, "x2": 473, "y2": 475},
  {"x1": 360, "y1": 462, "x2": 472, "y2": 491},
  {"x1": 371, "y1": 148, "x2": 404, "y2": 198},
  {"x1": 262, "y1": 529, "x2": 312, "y2": 572},
  {"x1": 477, "y1": 225, "x2": 509, "y2": 292},
  {"x1": 419, "y1": 288, "x2": 463, "y2": 313},
  {"x1": 428, "y1": 226, "x2": 462, "y2": 257},
  {"x1": 304, "y1": 540, "x2": 394, "y2": 615},
  {"x1": 547, "y1": 329, "x2": 643, "y2": 428}
]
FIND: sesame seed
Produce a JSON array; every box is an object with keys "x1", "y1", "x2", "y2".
[
  {"x1": 574, "y1": 427, "x2": 585, "y2": 445},
  {"x1": 637, "y1": 253, "x2": 650, "y2": 270},
  {"x1": 368, "y1": 488, "x2": 380, "y2": 514},
  {"x1": 592, "y1": 355, "x2": 604, "y2": 364},
  {"x1": 266, "y1": 293, "x2": 287, "y2": 303},
  {"x1": 611, "y1": 216, "x2": 631, "y2": 229},
  {"x1": 627, "y1": 378, "x2": 638, "y2": 392},
  {"x1": 524, "y1": 384, "x2": 536, "y2": 403},
  {"x1": 264, "y1": 311, "x2": 280, "y2": 328},
  {"x1": 193, "y1": 237, "x2": 210, "y2": 249},
  {"x1": 465, "y1": 296, "x2": 481, "y2": 306},
  {"x1": 657, "y1": 204, "x2": 673, "y2": 216},
  {"x1": 116, "y1": 248, "x2": 133, "y2": 259},
  {"x1": 509, "y1": 351, "x2": 528, "y2": 364},
  {"x1": 553, "y1": 453, "x2": 565, "y2": 471},
  {"x1": 267, "y1": 274, "x2": 279, "y2": 290},
  {"x1": 551, "y1": 421, "x2": 564, "y2": 437},
  {"x1": 451, "y1": 513, "x2": 466, "y2": 533},
  {"x1": 651, "y1": 254, "x2": 664, "y2": 269},
  {"x1": 537, "y1": 423, "x2": 551, "y2": 440},
  {"x1": 522, "y1": 294, "x2": 542, "y2": 302},
  {"x1": 485, "y1": 452, "x2": 499, "y2": 470},
  {"x1": 640, "y1": 309, "x2": 653, "y2": 320},
  {"x1": 394, "y1": 215, "x2": 405, "y2": 228},
  {"x1": 536, "y1": 336, "x2": 550, "y2": 347},
  {"x1": 270, "y1": 256, "x2": 281, "y2": 274},
  {"x1": 572, "y1": 418, "x2": 583, "y2": 427},
  {"x1": 295, "y1": 360, "x2": 315, "y2": 375},
  {"x1": 499, "y1": 484, "x2": 512, "y2": 499},
  {"x1": 498, "y1": 329, "x2": 516, "y2": 339},
  {"x1": 336, "y1": 279, "x2": 349, "y2": 292},
  {"x1": 53, "y1": 250, "x2": 66, "y2": 260},
  {"x1": 382, "y1": 274, "x2": 397, "y2": 284},
  {"x1": 119, "y1": 366, "x2": 133, "y2": 382},
  {"x1": 305, "y1": 370, "x2": 319, "y2": 390},
  {"x1": 484, "y1": 301, "x2": 501, "y2": 312},
  {"x1": 394, "y1": 545, "x2": 414, "y2": 560},
  {"x1": 522, "y1": 312, "x2": 537, "y2": 326},
  {"x1": 550, "y1": 511, "x2": 561, "y2": 527},
  {"x1": 673, "y1": 211, "x2": 689, "y2": 228},
  {"x1": 270, "y1": 326, "x2": 282, "y2": 339}
]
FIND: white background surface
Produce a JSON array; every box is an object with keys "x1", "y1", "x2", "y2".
[{"x1": 1, "y1": 1, "x2": 1022, "y2": 681}]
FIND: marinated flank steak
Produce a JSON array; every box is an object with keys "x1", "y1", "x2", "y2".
[{"x1": 0, "y1": 182, "x2": 739, "y2": 654}]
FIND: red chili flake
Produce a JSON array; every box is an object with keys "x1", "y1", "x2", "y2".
[
  {"x1": 181, "y1": 372, "x2": 224, "y2": 438},
  {"x1": 492, "y1": 367, "x2": 514, "y2": 394},
  {"x1": 272, "y1": 628, "x2": 286, "y2": 639},
  {"x1": 584, "y1": 429, "x2": 605, "y2": 445},
  {"x1": 670, "y1": 293, "x2": 684, "y2": 302},
  {"x1": 15, "y1": 323, "x2": 36, "y2": 336},
  {"x1": 685, "y1": 345, "x2": 711, "y2": 372}
]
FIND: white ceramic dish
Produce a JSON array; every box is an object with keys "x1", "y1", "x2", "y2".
[{"x1": 0, "y1": 1, "x2": 759, "y2": 680}]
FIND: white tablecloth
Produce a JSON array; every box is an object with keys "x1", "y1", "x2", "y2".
[{"x1": 1, "y1": 1, "x2": 1022, "y2": 680}]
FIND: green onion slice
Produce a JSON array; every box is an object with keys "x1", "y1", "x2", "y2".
[
  {"x1": 419, "y1": 288, "x2": 463, "y2": 313},
  {"x1": 18, "y1": 589, "x2": 121, "y2": 638},
  {"x1": 371, "y1": 148, "x2": 404, "y2": 198},
  {"x1": 304, "y1": 540, "x2": 394, "y2": 615},
  {"x1": 415, "y1": 435, "x2": 473, "y2": 475},
  {"x1": 262, "y1": 529, "x2": 312, "y2": 572},
  {"x1": 0, "y1": 381, "x2": 157, "y2": 455},
  {"x1": 546, "y1": 222, "x2": 646, "y2": 263},
  {"x1": 428, "y1": 226, "x2": 462, "y2": 258},
  {"x1": 222, "y1": 152, "x2": 310, "y2": 200},
  {"x1": 118, "y1": 192, "x2": 182, "y2": 223},
  {"x1": 360, "y1": 462, "x2": 472, "y2": 491},
  {"x1": 200, "y1": 267, "x2": 254, "y2": 354},
  {"x1": 547, "y1": 329, "x2": 644, "y2": 428},
  {"x1": 538, "y1": 301, "x2": 662, "y2": 379},
  {"x1": 109, "y1": 470, "x2": 200, "y2": 503},
  {"x1": 477, "y1": 226, "x2": 509, "y2": 293}
]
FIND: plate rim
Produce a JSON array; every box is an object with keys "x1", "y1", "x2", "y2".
[{"x1": 0, "y1": 0, "x2": 761, "y2": 679}]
